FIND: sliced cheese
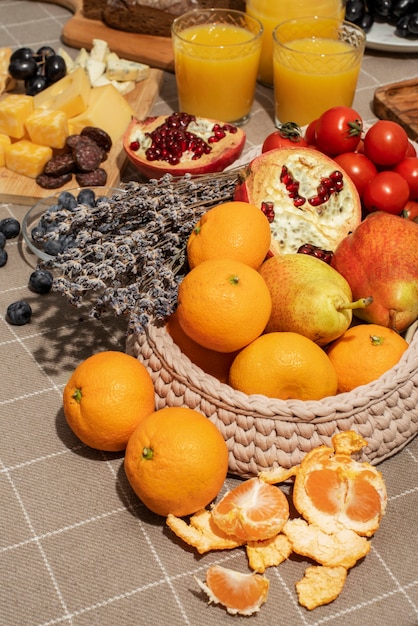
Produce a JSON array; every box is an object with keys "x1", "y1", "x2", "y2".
[
  {"x1": 0, "y1": 94, "x2": 34, "y2": 139},
  {"x1": 90, "y1": 39, "x2": 110, "y2": 63},
  {"x1": 25, "y1": 108, "x2": 69, "y2": 149},
  {"x1": 106, "y1": 58, "x2": 150, "y2": 82},
  {"x1": 73, "y1": 47, "x2": 89, "y2": 69},
  {"x1": 33, "y1": 67, "x2": 91, "y2": 119},
  {"x1": 5, "y1": 140, "x2": 52, "y2": 178},
  {"x1": 86, "y1": 58, "x2": 106, "y2": 86},
  {"x1": 69, "y1": 83, "x2": 134, "y2": 144},
  {"x1": 57, "y1": 47, "x2": 75, "y2": 72}
]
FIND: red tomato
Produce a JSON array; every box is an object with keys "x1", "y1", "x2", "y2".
[
  {"x1": 401, "y1": 199, "x2": 418, "y2": 222},
  {"x1": 393, "y1": 157, "x2": 418, "y2": 199},
  {"x1": 363, "y1": 120, "x2": 409, "y2": 167},
  {"x1": 333, "y1": 152, "x2": 378, "y2": 198},
  {"x1": 314, "y1": 106, "x2": 363, "y2": 155},
  {"x1": 304, "y1": 118, "x2": 318, "y2": 147},
  {"x1": 406, "y1": 141, "x2": 417, "y2": 157},
  {"x1": 262, "y1": 123, "x2": 308, "y2": 152},
  {"x1": 363, "y1": 171, "x2": 410, "y2": 215}
]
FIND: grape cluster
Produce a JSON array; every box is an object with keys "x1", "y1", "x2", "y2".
[
  {"x1": 346, "y1": 0, "x2": 418, "y2": 38},
  {"x1": 8, "y1": 46, "x2": 66, "y2": 96}
]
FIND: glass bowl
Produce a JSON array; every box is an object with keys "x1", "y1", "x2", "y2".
[{"x1": 22, "y1": 186, "x2": 125, "y2": 262}]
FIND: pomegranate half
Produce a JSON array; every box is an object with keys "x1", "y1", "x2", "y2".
[
  {"x1": 123, "y1": 112, "x2": 246, "y2": 179},
  {"x1": 234, "y1": 147, "x2": 362, "y2": 255}
]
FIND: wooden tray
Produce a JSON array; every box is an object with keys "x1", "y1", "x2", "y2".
[
  {"x1": 36, "y1": 0, "x2": 174, "y2": 71},
  {"x1": 0, "y1": 69, "x2": 164, "y2": 205},
  {"x1": 373, "y1": 78, "x2": 418, "y2": 141}
]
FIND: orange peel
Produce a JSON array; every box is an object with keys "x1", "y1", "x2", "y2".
[
  {"x1": 246, "y1": 533, "x2": 292, "y2": 573},
  {"x1": 296, "y1": 565, "x2": 348, "y2": 610},
  {"x1": 166, "y1": 509, "x2": 244, "y2": 554}
]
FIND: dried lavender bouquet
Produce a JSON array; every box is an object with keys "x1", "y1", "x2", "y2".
[{"x1": 39, "y1": 172, "x2": 240, "y2": 334}]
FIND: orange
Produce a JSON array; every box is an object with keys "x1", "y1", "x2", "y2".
[
  {"x1": 292, "y1": 431, "x2": 387, "y2": 537},
  {"x1": 166, "y1": 311, "x2": 238, "y2": 383},
  {"x1": 195, "y1": 564, "x2": 269, "y2": 616},
  {"x1": 228, "y1": 332, "x2": 338, "y2": 401},
  {"x1": 326, "y1": 323, "x2": 409, "y2": 393},
  {"x1": 124, "y1": 407, "x2": 228, "y2": 517},
  {"x1": 63, "y1": 350, "x2": 155, "y2": 452},
  {"x1": 176, "y1": 258, "x2": 272, "y2": 353},
  {"x1": 186, "y1": 200, "x2": 271, "y2": 270},
  {"x1": 210, "y1": 477, "x2": 289, "y2": 541}
]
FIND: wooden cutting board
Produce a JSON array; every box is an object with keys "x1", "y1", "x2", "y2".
[
  {"x1": 0, "y1": 69, "x2": 164, "y2": 205},
  {"x1": 373, "y1": 78, "x2": 418, "y2": 141},
  {"x1": 36, "y1": 0, "x2": 174, "y2": 71}
]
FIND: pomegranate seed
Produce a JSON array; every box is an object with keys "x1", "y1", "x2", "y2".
[
  {"x1": 261, "y1": 201, "x2": 275, "y2": 223},
  {"x1": 129, "y1": 141, "x2": 140, "y2": 151},
  {"x1": 294, "y1": 196, "x2": 306, "y2": 208},
  {"x1": 297, "y1": 243, "x2": 333, "y2": 264}
]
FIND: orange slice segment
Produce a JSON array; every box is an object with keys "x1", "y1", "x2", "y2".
[
  {"x1": 195, "y1": 564, "x2": 269, "y2": 616},
  {"x1": 211, "y1": 477, "x2": 290, "y2": 541}
]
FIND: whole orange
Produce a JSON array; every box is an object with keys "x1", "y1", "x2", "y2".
[
  {"x1": 326, "y1": 323, "x2": 409, "y2": 393},
  {"x1": 229, "y1": 332, "x2": 338, "y2": 401},
  {"x1": 187, "y1": 201, "x2": 271, "y2": 269},
  {"x1": 63, "y1": 351, "x2": 155, "y2": 451},
  {"x1": 177, "y1": 258, "x2": 272, "y2": 353},
  {"x1": 166, "y1": 311, "x2": 238, "y2": 383},
  {"x1": 124, "y1": 407, "x2": 229, "y2": 517}
]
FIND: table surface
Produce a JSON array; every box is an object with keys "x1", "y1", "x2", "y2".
[{"x1": 1, "y1": 2, "x2": 418, "y2": 625}]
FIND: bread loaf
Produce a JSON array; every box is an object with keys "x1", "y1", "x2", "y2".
[{"x1": 83, "y1": 0, "x2": 246, "y2": 37}]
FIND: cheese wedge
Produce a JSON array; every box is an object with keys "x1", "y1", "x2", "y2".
[
  {"x1": 34, "y1": 67, "x2": 91, "y2": 118},
  {"x1": 69, "y1": 83, "x2": 134, "y2": 144},
  {"x1": 106, "y1": 58, "x2": 150, "y2": 82},
  {"x1": 0, "y1": 94, "x2": 34, "y2": 139},
  {"x1": 5, "y1": 140, "x2": 53, "y2": 178},
  {"x1": 25, "y1": 108, "x2": 69, "y2": 149}
]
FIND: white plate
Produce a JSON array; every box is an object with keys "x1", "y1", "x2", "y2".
[{"x1": 366, "y1": 20, "x2": 418, "y2": 52}]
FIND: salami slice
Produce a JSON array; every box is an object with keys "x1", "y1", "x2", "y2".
[
  {"x1": 43, "y1": 152, "x2": 75, "y2": 176},
  {"x1": 73, "y1": 137, "x2": 105, "y2": 172},
  {"x1": 81, "y1": 126, "x2": 112, "y2": 152},
  {"x1": 75, "y1": 168, "x2": 108, "y2": 187},
  {"x1": 36, "y1": 172, "x2": 73, "y2": 189}
]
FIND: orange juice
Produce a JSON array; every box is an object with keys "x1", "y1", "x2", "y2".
[
  {"x1": 246, "y1": 0, "x2": 345, "y2": 86},
  {"x1": 172, "y1": 18, "x2": 262, "y2": 123}
]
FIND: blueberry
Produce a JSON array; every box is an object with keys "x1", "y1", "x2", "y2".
[
  {"x1": 77, "y1": 188, "x2": 96, "y2": 207},
  {"x1": 28, "y1": 269, "x2": 53, "y2": 294},
  {"x1": 6, "y1": 301, "x2": 32, "y2": 325},
  {"x1": 0, "y1": 232, "x2": 6, "y2": 248},
  {"x1": 43, "y1": 237, "x2": 67, "y2": 256},
  {"x1": 0, "y1": 217, "x2": 20, "y2": 239},
  {"x1": 57, "y1": 191, "x2": 77, "y2": 210},
  {"x1": 31, "y1": 223, "x2": 47, "y2": 241},
  {"x1": 0, "y1": 249, "x2": 7, "y2": 267}
]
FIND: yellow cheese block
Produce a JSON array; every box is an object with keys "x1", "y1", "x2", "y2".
[
  {"x1": 25, "y1": 109, "x2": 69, "y2": 149},
  {"x1": 5, "y1": 140, "x2": 53, "y2": 178},
  {"x1": 69, "y1": 83, "x2": 134, "y2": 144},
  {"x1": 33, "y1": 67, "x2": 91, "y2": 119},
  {"x1": 0, "y1": 133, "x2": 11, "y2": 166},
  {"x1": 0, "y1": 94, "x2": 34, "y2": 139}
]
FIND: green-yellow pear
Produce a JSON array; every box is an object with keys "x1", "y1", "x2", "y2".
[{"x1": 259, "y1": 254, "x2": 372, "y2": 346}]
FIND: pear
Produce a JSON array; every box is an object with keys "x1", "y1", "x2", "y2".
[
  {"x1": 331, "y1": 211, "x2": 418, "y2": 332},
  {"x1": 259, "y1": 254, "x2": 372, "y2": 346}
]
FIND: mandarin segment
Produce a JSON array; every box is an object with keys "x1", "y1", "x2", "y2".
[
  {"x1": 195, "y1": 564, "x2": 269, "y2": 616},
  {"x1": 210, "y1": 477, "x2": 289, "y2": 541}
]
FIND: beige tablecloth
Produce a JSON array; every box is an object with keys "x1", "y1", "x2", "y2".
[{"x1": 1, "y1": 1, "x2": 418, "y2": 624}]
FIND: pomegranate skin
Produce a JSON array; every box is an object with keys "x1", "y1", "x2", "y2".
[
  {"x1": 234, "y1": 147, "x2": 361, "y2": 256},
  {"x1": 123, "y1": 113, "x2": 246, "y2": 179},
  {"x1": 331, "y1": 211, "x2": 418, "y2": 332}
]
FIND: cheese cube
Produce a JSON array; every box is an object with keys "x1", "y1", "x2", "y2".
[
  {"x1": 69, "y1": 84, "x2": 134, "y2": 144},
  {"x1": 33, "y1": 67, "x2": 91, "y2": 119},
  {"x1": 0, "y1": 94, "x2": 34, "y2": 139},
  {"x1": 5, "y1": 140, "x2": 52, "y2": 178},
  {"x1": 0, "y1": 133, "x2": 11, "y2": 167},
  {"x1": 25, "y1": 109, "x2": 69, "y2": 149}
]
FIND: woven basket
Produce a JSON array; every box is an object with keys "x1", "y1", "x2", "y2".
[{"x1": 126, "y1": 320, "x2": 418, "y2": 478}]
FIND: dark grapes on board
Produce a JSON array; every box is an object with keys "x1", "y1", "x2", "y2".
[
  {"x1": 345, "y1": 0, "x2": 418, "y2": 37},
  {"x1": 8, "y1": 46, "x2": 67, "y2": 96}
]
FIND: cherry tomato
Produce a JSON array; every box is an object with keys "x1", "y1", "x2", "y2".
[
  {"x1": 401, "y1": 199, "x2": 418, "y2": 222},
  {"x1": 393, "y1": 157, "x2": 418, "y2": 199},
  {"x1": 363, "y1": 171, "x2": 410, "y2": 215},
  {"x1": 262, "y1": 122, "x2": 307, "y2": 152},
  {"x1": 363, "y1": 120, "x2": 409, "y2": 167},
  {"x1": 314, "y1": 106, "x2": 363, "y2": 155},
  {"x1": 304, "y1": 118, "x2": 318, "y2": 147},
  {"x1": 333, "y1": 152, "x2": 378, "y2": 198}
]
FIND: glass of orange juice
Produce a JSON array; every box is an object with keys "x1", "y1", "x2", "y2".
[
  {"x1": 246, "y1": 0, "x2": 346, "y2": 87},
  {"x1": 272, "y1": 17, "x2": 365, "y2": 127},
  {"x1": 171, "y1": 9, "x2": 263, "y2": 125}
]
